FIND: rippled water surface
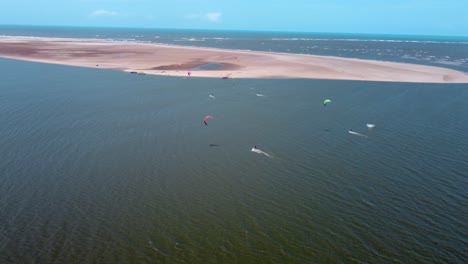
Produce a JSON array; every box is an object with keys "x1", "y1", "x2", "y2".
[{"x1": 0, "y1": 58, "x2": 467, "y2": 263}]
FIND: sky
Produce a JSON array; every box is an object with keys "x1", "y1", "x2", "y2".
[{"x1": 1, "y1": 0, "x2": 467, "y2": 36}]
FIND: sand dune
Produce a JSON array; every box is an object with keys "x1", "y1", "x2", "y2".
[{"x1": 1, "y1": 36, "x2": 467, "y2": 83}]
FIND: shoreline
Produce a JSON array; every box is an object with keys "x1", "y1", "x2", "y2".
[{"x1": 1, "y1": 36, "x2": 467, "y2": 83}]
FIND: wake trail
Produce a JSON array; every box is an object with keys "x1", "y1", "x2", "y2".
[
  {"x1": 348, "y1": 130, "x2": 368, "y2": 138},
  {"x1": 251, "y1": 147, "x2": 272, "y2": 158}
]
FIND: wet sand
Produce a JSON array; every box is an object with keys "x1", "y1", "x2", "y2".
[{"x1": 1, "y1": 36, "x2": 467, "y2": 83}]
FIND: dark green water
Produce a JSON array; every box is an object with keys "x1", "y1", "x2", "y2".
[{"x1": 0, "y1": 59, "x2": 467, "y2": 263}]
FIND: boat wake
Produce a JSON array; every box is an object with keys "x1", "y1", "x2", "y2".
[
  {"x1": 348, "y1": 130, "x2": 368, "y2": 138},
  {"x1": 251, "y1": 147, "x2": 272, "y2": 158}
]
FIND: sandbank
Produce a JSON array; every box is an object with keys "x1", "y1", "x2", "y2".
[{"x1": 0, "y1": 36, "x2": 467, "y2": 83}]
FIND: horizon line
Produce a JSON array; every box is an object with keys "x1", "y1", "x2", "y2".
[{"x1": 1, "y1": 23, "x2": 467, "y2": 39}]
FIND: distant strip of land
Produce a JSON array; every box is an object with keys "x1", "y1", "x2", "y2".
[{"x1": 1, "y1": 36, "x2": 467, "y2": 83}]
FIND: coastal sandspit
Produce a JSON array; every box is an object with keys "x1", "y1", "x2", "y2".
[{"x1": 1, "y1": 36, "x2": 467, "y2": 83}]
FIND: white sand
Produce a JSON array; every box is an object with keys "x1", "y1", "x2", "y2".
[{"x1": 1, "y1": 36, "x2": 467, "y2": 83}]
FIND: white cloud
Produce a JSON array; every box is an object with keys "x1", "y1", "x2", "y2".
[
  {"x1": 205, "y1": 12, "x2": 222, "y2": 22},
  {"x1": 187, "y1": 12, "x2": 222, "y2": 22},
  {"x1": 90, "y1": 10, "x2": 118, "y2": 17}
]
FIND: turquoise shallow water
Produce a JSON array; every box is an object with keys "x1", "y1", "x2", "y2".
[
  {"x1": 191, "y1": 63, "x2": 224, "y2": 70},
  {"x1": 0, "y1": 58, "x2": 467, "y2": 263}
]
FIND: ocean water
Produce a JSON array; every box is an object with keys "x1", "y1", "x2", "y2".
[{"x1": 1, "y1": 27, "x2": 468, "y2": 263}]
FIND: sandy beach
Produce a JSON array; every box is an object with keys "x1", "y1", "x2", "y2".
[{"x1": 1, "y1": 36, "x2": 467, "y2": 83}]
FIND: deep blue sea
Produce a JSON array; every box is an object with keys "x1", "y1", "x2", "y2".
[{"x1": 0, "y1": 26, "x2": 467, "y2": 263}]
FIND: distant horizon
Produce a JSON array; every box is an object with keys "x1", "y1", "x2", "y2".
[{"x1": 2, "y1": 24, "x2": 468, "y2": 39}]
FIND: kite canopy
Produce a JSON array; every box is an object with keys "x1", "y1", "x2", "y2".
[
  {"x1": 323, "y1": 99, "x2": 332, "y2": 106},
  {"x1": 203, "y1": 115, "x2": 212, "y2": 126}
]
